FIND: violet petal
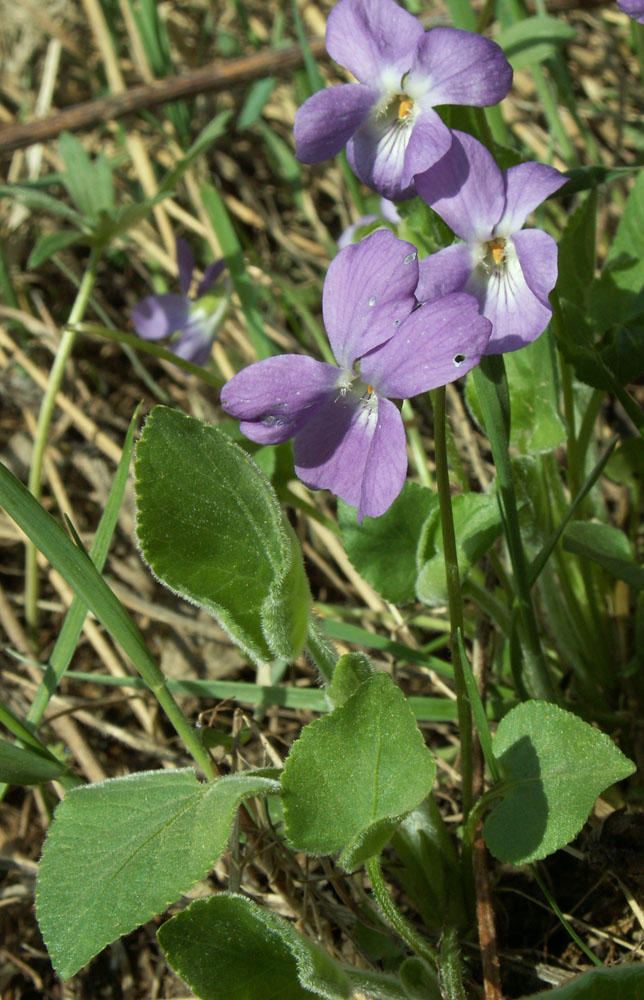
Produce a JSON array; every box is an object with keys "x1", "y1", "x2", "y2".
[
  {"x1": 171, "y1": 326, "x2": 212, "y2": 366},
  {"x1": 347, "y1": 111, "x2": 418, "y2": 201},
  {"x1": 294, "y1": 392, "x2": 375, "y2": 509},
  {"x1": 512, "y1": 228, "x2": 559, "y2": 309},
  {"x1": 358, "y1": 396, "x2": 407, "y2": 520},
  {"x1": 326, "y1": 0, "x2": 424, "y2": 83},
  {"x1": 294, "y1": 84, "x2": 374, "y2": 164},
  {"x1": 322, "y1": 229, "x2": 418, "y2": 368},
  {"x1": 197, "y1": 259, "x2": 226, "y2": 297},
  {"x1": 497, "y1": 162, "x2": 566, "y2": 235},
  {"x1": 176, "y1": 237, "x2": 194, "y2": 295},
  {"x1": 364, "y1": 292, "x2": 491, "y2": 398},
  {"x1": 416, "y1": 28, "x2": 512, "y2": 107},
  {"x1": 132, "y1": 293, "x2": 189, "y2": 340},
  {"x1": 220, "y1": 355, "x2": 340, "y2": 445},
  {"x1": 415, "y1": 244, "x2": 472, "y2": 303},
  {"x1": 618, "y1": 0, "x2": 644, "y2": 22},
  {"x1": 401, "y1": 108, "x2": 453, "y2": 189},
  {"x1": 415, "y1": 131, "x2": 505, "y2": 242},
  {"x1": 472, "y1": 247, "x2": 553, "y2": 354}
]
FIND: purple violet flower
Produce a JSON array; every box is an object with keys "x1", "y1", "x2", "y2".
[
  {"x1": 414, "y1": 131, "x2": 566, "y2": 354},
  {"x1": 220, "y1": 230, "x2": 491, "y2": 520},
  {"x1": 294, "y1": 0, "x2": 513, "y2": 201},
  {"x1": 618, "y1": 0, "x2": 644, "y2": 22},
  {"x1": 132, "y1": 237, "x2": 228, "y2": 366}
]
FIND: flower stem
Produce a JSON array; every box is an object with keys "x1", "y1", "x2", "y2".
[
  {"x1": 365, "y1": 855, "x2": 437, "y2": 967},
  {"x1": 25, "y1": 248, "x2": 102, "y2": 634},
  {"x1": 432, "y1": 385, "x2": 473, "y2": 822}
]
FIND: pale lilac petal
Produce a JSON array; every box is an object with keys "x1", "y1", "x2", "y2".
[
  {"x1": 326, "y1": 0, "x2": 424, "y2": 83},
  {"x1": 358, "y1": 397, "x2": 407, "y2": 520},
  {"x1": 416, "y1": 28, "x2": 512, "y2": 107},
  {"x1": 400, "y1": 109, "x2": 453, "y2": 189},
  {"x1": 294, "y1": 85, "x2": 374, "y2": 163},
  {"x1": 220, "y1": 355, "x2": 340, "y2": 445},
  {"x1": 416, "y1": 244, "x2": 472, "y2": 302},
  {"x1": 415, "y1": 131, "x2": 504, "y2": 242},
  {"x1": 132, "y1": 293, "x2": 189, "y2": 340},
  {"x1": 497, "y1": 162, "x2": 566, "y2": 235},
  {"x1": 380, "y1": 198, "x2": 401, "y2": 223},
  {"x1": 176, "y1": 237, "x2": 194, "y2": 295},
  {"x1": 294, "y1": 392, "x2": 375, "y2": 508},
  {"x1": 172, "y1": 326, "x2": 212, "y2": 366},
  {"x1": 337, "y1": 214, "x2": 380, "y2": 250},
  {"x1": 618, "y1": 0, "x2": 644, "y2": 22},
  {"x1": 197, "y1": 259, "x2": 226, "y2": 296},
  {"x1": 347, "y1": 113, "x2": 417, "y2": 201},
  {"x1": 322, "y1": 229, "x2": 418, "y2": 368},
  {"x1": 470, "y1": 250, "x2": 553, "y2": 353},
  {"x1": 512, "y1": 229, "x2": 559, "y2": 308},
  {"x1": 363, "y1": 293, "x2": 491, "y2": 398}
]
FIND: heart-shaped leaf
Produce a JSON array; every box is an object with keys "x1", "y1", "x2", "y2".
[
  {"x1": 338, "y1": 483, "x2": 437, "y2": 604},
  {"x1": 159, "y1": 893, "x2": 409, "y2": 1000},
  {"x1": 282, "y1": 673, "x2": 436, "y2": 871},
  {"x1": 483, "y1": 701, "x2": 635, "y2": 864},
  {"x1": 135, "y1": 406, "x2": 311, "y2": 664},
  {"x1": 36, "y1": 768, "x2": 280, "y2": 979}
]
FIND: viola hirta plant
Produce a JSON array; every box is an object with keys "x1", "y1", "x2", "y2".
[
  {"x1": 415, "y1": 131, "x2": 566, "y2": 353},
  {"x1": 221, "y1": 229, "x2": 491, "y2": 520},
  {"x1": 132, "y1": 236, "x2": 229, "y2": 365},
  {"x1": 294, "y1": 0, "x2": 513, "y2": 200}
]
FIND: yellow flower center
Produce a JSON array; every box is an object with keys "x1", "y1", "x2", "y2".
[{"x1": 398, "y1": 97, "x2": 414, "y2": 120}]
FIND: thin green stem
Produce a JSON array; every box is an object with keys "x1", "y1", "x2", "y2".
[
  {"x1": 25, "y1": 248, "x2": 102, "y2": 633},
  {"x1": 432, "y1": 386, "x2": 473, "y2": 822},
  {"x1": 365, "y1": 855, "x2": 437, "y2": 967},
  {"x1": 305, "y1": 617, "x2": 337, "y2": 684}
]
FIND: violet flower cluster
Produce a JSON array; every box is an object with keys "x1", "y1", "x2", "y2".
[
  {"x1": 132, "y1": 237, "x2": 228, "y2": 366},
  {"x1": 220, "y1": 0, "x2": 565, "y2": 519}
]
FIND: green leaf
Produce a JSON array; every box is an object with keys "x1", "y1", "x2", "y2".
[
  {"x1": 134, "y1": 406, "x2": 311, "y2": 664},
  {"x1": 159, "y1": 893, "x2": 351, "y2": 999},
  {"x1": 0, "y1": 183, "x2": 85, "y2": 225},
  {"x1": 519, "y1": 964, "x2": 644, "y2": 999},
  {"x1": 563, "y1": 521, "x2": 644, "y2": 590},
  {"x1": 282, "y1": 673, "x2": 436, "y2": 871},
  {"x1": 482, "y1": 701, "x2": 635, "y2": 864},
  {"x1": 0, "y1": 739, "x2": 69, "y2": 785},
  {"x1": 467, "y1": 335, "x2": 565, "y2": 454},
  {"x1": 238, "y1": 77, "x2": 277, "y2": 129},
  {"x1": 496, "y1": 16, "x2": 576, "y2": 70},
  {"x1": 28, "y1": 230, "x2": 84, "y2": 268},
  {"x1": 338, "y1": 482, "x2": 438, "y2": 604},
  {"x1": 325, "y1": 652, "x2": 374, "y2": 709},
  {"x1": 58, "y1": 132, "x2": 114, "y2": 221},
  {"x1": 36, "y1": 768, "x2": 280, "y2": 979},
  {"x1": 416, "y1": 493, "x2": 503, "y2": 606},
  {"x1": 399, "y1": 957, "x2": 442, "y2": 1000},
  {"x1": 500, "y1": 335, "x2": 565, "y2": 453}
]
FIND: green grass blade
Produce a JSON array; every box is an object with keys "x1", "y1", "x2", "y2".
[
  {"x1": 26, "y1": 408, "x2": 141, "y2": 729},
  {"x1": 200, "y1": 181, "x2": 273, "y2": 359},
  {"x1": 0, "y1": 461, "x2": 214, "y2": 777}
]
